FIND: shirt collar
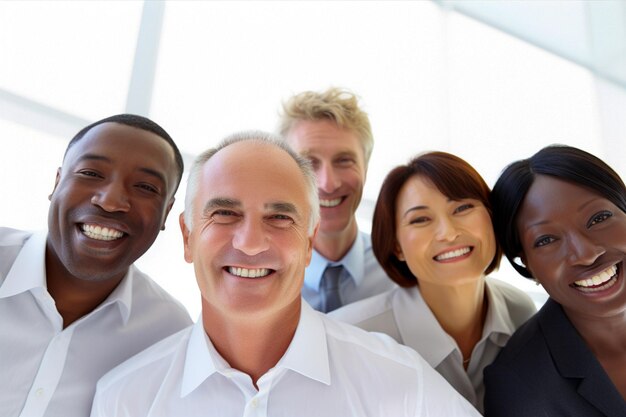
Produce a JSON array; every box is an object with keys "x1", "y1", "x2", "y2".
[
  {"x1": 482, "y1": 277, "x2": 520, "y2": 347},
  {"x1": 0, "y1": 230, "x2": 133, "y2": 324},
  {"x1": 395, "y1": 286, "x2": 456, "y2": 367},
  {"x1": 0, "y1": 231, "x2": 47, "y2": 298},
  {"x1": 181, "y1": 320, "x2": 227, "y2": 397},
  {"x1": 100, "y1": 265, "x2": 134, "y2": 325},
  {"x1": 304, "y1": 230, "x2": 366, "y2": 290},
  {"x1": 394, "y1": 279, "x2": 517, "y2": 368},
  {"x1": 180, "y1": 301, "x2": 331, "y2": 397},
  {"x1": 275, "y1": 302, "x2": 330, "y2": 384}
]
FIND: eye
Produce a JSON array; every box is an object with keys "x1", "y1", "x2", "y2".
[
  {"x1": 136, "y1": 183, "x2": 160, "y2": 194},
  {"x1": 587, "y1": 210, "x2": 613, "y2": 227},
  {"x1": 335, "y1": 156, "x2": 355, "y2": 167},
  {"x1": 267, "y1": 214, "x2": 295, "y2": 228},
  {"x1": 409, "y1": 216, "x2": 430, "y2": 225},
  {"x1": 77, "y1": 169, "x2": 102, "y2": 178},
  {"x1": 454, "y1": 203, "x2": 474, "y2": 214},
  {"x1": 307, "y1": 157, "x2": 320, "y2": 170},
  {"x1": 533, "y1": 235, "x2": 556, "y2": 248},
  {"x1": 211, "y1": 210, "x2": 240, "y2": 224}
]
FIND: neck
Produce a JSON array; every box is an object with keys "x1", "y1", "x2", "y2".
[
  {"x1": 201, "y1": 298, "x2": 301, "y2": 388},
  {"x1": 45, "y1": 246, "x2": 125, "y2": 328},
  {"x1": 313, "y1": 220, "x2": 358, "y2": 261},
  {"x1": 419, "y1": 278, "x2": 487, "y2": 362}
]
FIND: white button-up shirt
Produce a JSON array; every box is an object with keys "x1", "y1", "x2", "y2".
[
  {"x1": 330, "y1": 277, "x2": 537, "y2": 413},
  {"x1": 302, "y1": 231, "x2": 396, "y2": 310},
  {"x1": 91, "y1": 302, "x2": 481, "y2": 417},
  {"x1": 0, "y1": 228, "x2": 192, "y2": 417}
]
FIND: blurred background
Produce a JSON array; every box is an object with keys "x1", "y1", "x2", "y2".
[{"x1": 2, "y1": 0, "x2": 625, "y2": 318}]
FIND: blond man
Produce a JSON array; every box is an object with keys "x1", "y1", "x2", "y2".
[{"x1": 280, "y1": 87, "x2": 394, "y2": 312}]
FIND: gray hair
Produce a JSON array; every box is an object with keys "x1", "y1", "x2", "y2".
[{"x1": 183, "y1": 130, "x2": 320, "y2": 234}]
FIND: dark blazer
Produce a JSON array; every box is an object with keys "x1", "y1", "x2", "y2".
[{"x1": 484, "y1": 298, "x2": 626, "y2": 417}]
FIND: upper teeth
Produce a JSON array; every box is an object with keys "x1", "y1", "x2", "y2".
[
  {"x1": 574, "y1": 264, "x2": 617, "y2": 288},
  {"x1": 435, "y1": 247, "x2": 471, "y2": 261},
  {"x1": 81, "y1": 224, "x2": 124, "y2": 241},
  {"x1": 320, "y1": 198, "x2": 342, "y2": 208},
  {"x1": 229, "y1": 267, "x2": 270, "y2": 278}
]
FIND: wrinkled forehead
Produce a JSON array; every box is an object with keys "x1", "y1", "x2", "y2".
[{"x1": 200, "y1": 141, "x2": 310, "y2": 207}]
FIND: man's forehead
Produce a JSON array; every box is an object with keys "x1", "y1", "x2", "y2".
[{"x1": 199, "y1": 143, "x2": 309, "y2": 208}]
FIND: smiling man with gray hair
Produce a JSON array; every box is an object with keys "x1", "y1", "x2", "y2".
[{"x1": 91, "y1": 131, "x2": 481, "y2": 417}]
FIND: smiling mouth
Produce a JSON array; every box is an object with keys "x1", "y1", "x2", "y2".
[
  {"x1": 81, "y1": 224, "x2": 125, "y2": 241},
  {"x1": 572, "y1": 264, "x2": 619, "y2": 292},
  {"x1": 320, "y1": 197, "x2": 343, "y2": 208},
  {"x1": 434, "y1": 247, "x2": 472, "y2": 262},
  {"x1": 227, "y1": 267, "x2": 273, "y2": 278}
]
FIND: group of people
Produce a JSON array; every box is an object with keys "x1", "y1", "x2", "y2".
[{"x1": 1, "y1": 87, "x2": 625, "y2": 417}]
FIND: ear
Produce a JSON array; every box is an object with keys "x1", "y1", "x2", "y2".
[
  {"x1": 161, "y1": 197, "x2": 176, "y2": 230},
  {"x1": 305, "y1": 222, "x2": 320, "y2": 266},
  {"x1": 513, "y1": 255, "x2": 527, "y2": 268},
  {"x1": 179, "y1": 212, "x2": 193, "y2": 264},
  {"x1": 48, "y1": 168, "x2": 62, "y2": 201},
  {"x1": 394, "y1": 241, "x2": 405, "y2": 261}
]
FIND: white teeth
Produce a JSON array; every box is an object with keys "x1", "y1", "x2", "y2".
[
  {"x1": 81, "y1": 224, "x2": 124, "y2": 241},
  {"x1": 574, "y1": 264, "x2": 618, "y2": 288},
  {"x1": 435, "y1": 247, "x2": 471, "y2": 261},
  {"x1": 228, "y1": 267, "x2": 270, "y2": 278},
  {"x1": 320, "y1": 198, "x2": 342, "y2": 208}
]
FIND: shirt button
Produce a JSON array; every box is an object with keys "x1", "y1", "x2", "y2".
[
  {"x1": 35, "y1": 388, "x2": 44, "y2": 397},
  {"x1": 250, "y1": 398, "x2": 258, "y2": 408}
]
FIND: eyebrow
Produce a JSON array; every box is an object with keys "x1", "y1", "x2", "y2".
[
  {"x1": 402, "y1": 205, "x2": 428, "y2": 218},
  {"x1": 203, "y1": 198, "x2": 301, "y2": 218},
  {"x1": 76, "y1": 153, "x2": 167, "y2": 185},
  {"x1": 203, "y1": 198, "x2": 240, "y2": 213},
  {"x1": 401, "y1": 197, "x2": 457, "y2": 218},
  {"x1": 524, "y1": 197, "x2": 604, "y2": 230}
]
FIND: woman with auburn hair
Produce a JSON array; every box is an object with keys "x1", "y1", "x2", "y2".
[
  {"x1": 483, "y1": 145, "x2": 626, "y2": 416},
  {"x1": 331, "y1": 151, "x2": 536, "y2": 413}
]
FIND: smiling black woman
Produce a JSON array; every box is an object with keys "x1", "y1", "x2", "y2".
[{"x1": 485, "y1": 144, "x2": 626, "y2": 417}]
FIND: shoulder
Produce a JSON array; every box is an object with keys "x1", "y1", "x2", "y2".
[
  {"x1": 95, "y1": 325, "x2": 191, "y2": 395},
  {"x1": 322, "y1": 313, "x2": 422, "y2": 371},
  {"x1": 128, "y1": 265, "x2": 192, "y2": 325},
  {"x1": 320, "y1": 314, "x2": 481, "y2": 416},
  {"x1": 487, "y1": 277, "x2": 537, "y2": 322},
  {"x1": 0, "y1": 227, "x2": 33, "y2": 247},
  {"x1": 329, "y1": 289, "x2": 395, "y2": 324}
]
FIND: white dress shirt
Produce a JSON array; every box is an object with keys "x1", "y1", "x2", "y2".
[
  {"x1": 91, "y1": 302, "x2": 481, "y2": 417},
  {"x1": 0, "y1": 228, "x2": 192, "y2": 417},
  {"x1": 330, "y1": 277, "x2": 537, "y2": 413},
  {"x1": 302, "y1": 230, "x2": 396, "y2": 311}
]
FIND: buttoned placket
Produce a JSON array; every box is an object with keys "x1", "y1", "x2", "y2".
[
  {"x1": 18, "y1": 289, "x2": 73, "y2": 417},
  {"x1": 221, "y1": 366, "x2": 285, "y2": 417}
]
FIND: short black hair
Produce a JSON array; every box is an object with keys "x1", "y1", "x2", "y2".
[
  {"x1": 65, "y1": 114, "x2": 184, "y2": 194},
  {"x1": 491, "y1": 144, "x2": 626, "y2": 279}
]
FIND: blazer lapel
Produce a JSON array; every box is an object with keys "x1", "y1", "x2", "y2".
[{"x1": 540, "y1": 300, "x2": 626, "y2": 417}]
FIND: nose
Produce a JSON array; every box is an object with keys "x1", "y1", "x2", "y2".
[
  {"x1": 435, "y1": 216, "x2": 460, "y2": 242},
  {"x1": 91, "y1": 182, "x2": 131, "y2": 213},
  {"x1": 316, "y1": 162, "x2": 341, "y2": 194},
  {"x1": 232, "y1": 217, "x2": 270, "y2": 256},
  {"x1": 567, "y1": 231, "x2": 605, "y2": 266}
]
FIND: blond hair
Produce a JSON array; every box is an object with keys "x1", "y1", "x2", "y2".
[{"x1": 279, "y1": 87, "x2": 374, "y2": 164}]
